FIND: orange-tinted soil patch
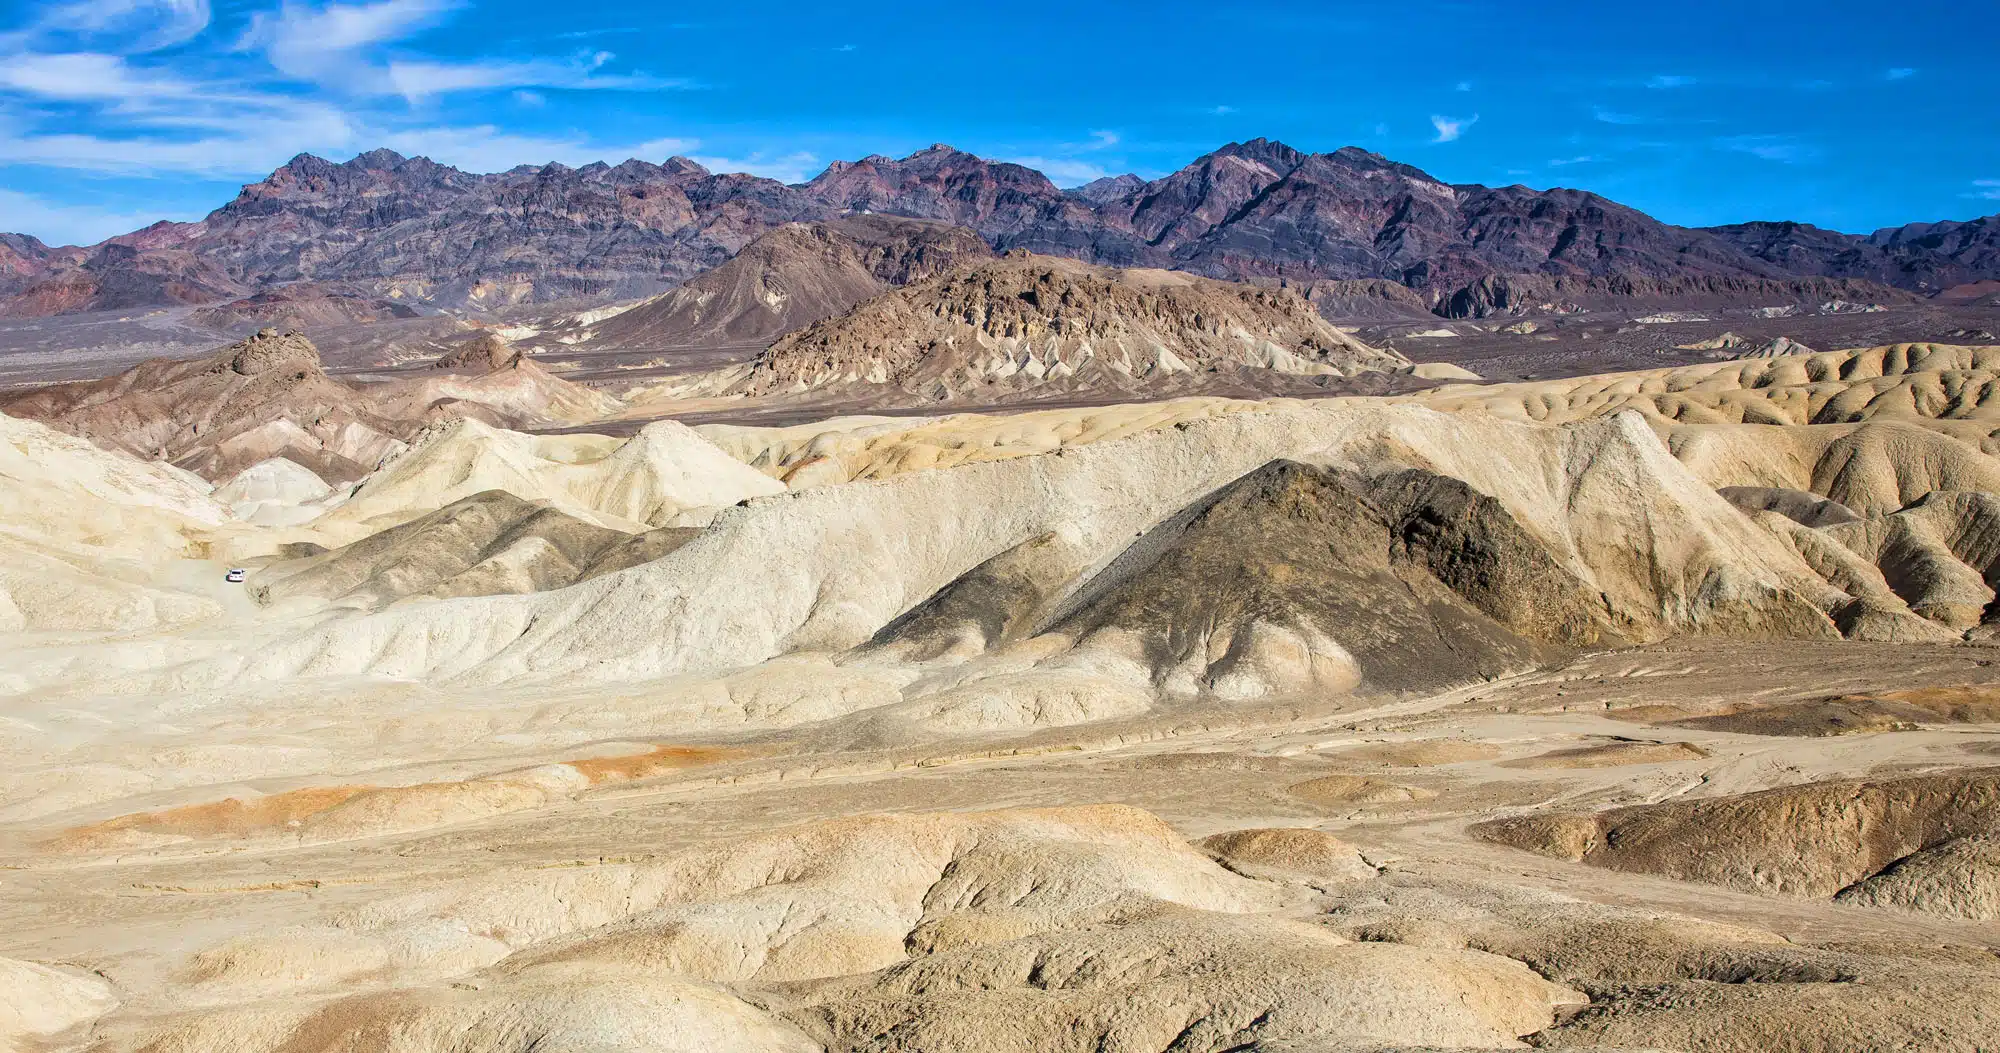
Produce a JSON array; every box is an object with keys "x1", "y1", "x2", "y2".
[
  {"x1": 48, "y1": 745, "x2": 746, "y2": 854},
  {"x1": 566, "y1": 744, "x2": 745, "y2": 786},
  {"x1": 1871, "y1": 686, "x2": 2000, "y2": 723},
  {"x1": 52, "y1": 784, "x2": 375, "y2": 852}
]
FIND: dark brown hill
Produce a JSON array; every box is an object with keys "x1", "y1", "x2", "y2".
[{"x1": 585, "y1": 215, "x2": 991, "y2": 349}]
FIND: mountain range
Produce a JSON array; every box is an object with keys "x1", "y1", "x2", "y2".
[{"x1": 4, "y1": 139, "x2": 1996, "y2": 320}]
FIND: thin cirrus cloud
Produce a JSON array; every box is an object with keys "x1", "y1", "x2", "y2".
[
  {"x1": 1973, "y1": 180, "x2": 2000, "y2": 201},
  {"x1": 236, "y1": 0, "x2": 460, "y2": 79},
  {"x1": 1717, "y1": 134, "x2": 1820, "y2": 165},
  {"x1": 1001, "y1": 156, "x2": 1111, "y2": 187},
  {"x1": 28, "y1": 0, "x2": 212, "y2": 51},
  {"x1": 1886, "y1": 67, "x2": 1916, "y2": 80},
  {"x1": 0, "y1": 51, "x2": 221, "y2": 102},
  {"x1": 372, "y1": 126, "x2": 695, "y2": 172},
  {"x1": 384, "y1": 54, "x2": 689, "y2": 102},
  {"x1": 0, "y1": 0, "x2": 700, "y2": 195},
  {"x1": 1000, "y1": 129, "x2": 1125, "y2": 188},
  {"x1": 1592, "y1": 105, "x2": 1643, "y2": 125},
  {"x1": 1646, "y1": 74, "x2": 1696, "y2": 89},
  {"x1": 234, "y1": 0, "x2": 688, "y2": 99},
  {"x1": 686, "y1": 150, "x2": 820, "y2": 184},
  {"x1": 0, "y1": 187, "x2": 185, "y2": 245},
  {"x1": 1430, "y1": 114, "x2": 1477, "y2": 143}
]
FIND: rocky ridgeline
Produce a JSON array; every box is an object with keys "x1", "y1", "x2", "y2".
[{"x1": 4, "y1": 140, "x2": 1994, "y2": 317}]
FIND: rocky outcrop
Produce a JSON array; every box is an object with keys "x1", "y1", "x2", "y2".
[
  {"x1": 737, "y1": 252, "x2": 1412, "y2": 404},
  {"x1": 432, "y1": 332, "x2": 523, "y2": 371}
]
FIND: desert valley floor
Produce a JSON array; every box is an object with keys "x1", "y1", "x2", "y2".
[{"x1": 6, "y1": 302, "x2": 2000, "y2": 1051}]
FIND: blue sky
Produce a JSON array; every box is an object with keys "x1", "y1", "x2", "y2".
[{"x1": 1, "y1": 0, "x2": 1994, "y2": 245}]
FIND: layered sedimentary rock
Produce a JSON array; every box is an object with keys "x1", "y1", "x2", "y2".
[{"x1": 726, "y1": 253, "x2": 1412, "y2": 404}]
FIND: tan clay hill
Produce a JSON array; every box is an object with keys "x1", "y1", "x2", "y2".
[
  {"x1": 690, "y1": 251, "x2": 1415, "y2": 405},
  {"x1": 586, "y1": 215, "x2": 993, "y2": 349},
  {"x1": 0, "y1": 328, "x2": 615, "y2": 483},
  {"x1": 8, "y1": 342, "x2": 2000, "y2": 1052}
]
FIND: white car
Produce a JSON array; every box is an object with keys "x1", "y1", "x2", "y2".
[{"x1": 224, "y1": 568, "x2": 247, "y2": 584}]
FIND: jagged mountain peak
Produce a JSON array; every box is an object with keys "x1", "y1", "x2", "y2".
[
  {"x1": 348, "y1": 147, "x2": 412, "y2": 170},
  {"x1": 1213, "y1": 137, "x2": 1307, "y2": 172},
  {"x1": 5, "y1": 140, "x2": 1997, "y2": 318},
  {"x1": 657, "y1": 155, "x2": 713, "y2": 179},
  {"x1": 1069, "y1": 173, "x2": 1146, "y2": 206}
]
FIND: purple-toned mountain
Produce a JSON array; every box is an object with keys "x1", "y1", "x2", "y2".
[
  {"x1": 1706, "y1": 215, "x2": 2000, "y2": 294},
  {"x1": 1, "y1": 150, "x2": 826, "y2": 317},
  {"x1": 3, "y1": 140, "x2": 1995, "y2": 318}
]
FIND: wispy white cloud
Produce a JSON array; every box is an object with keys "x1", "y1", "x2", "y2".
[
  {"x1": 0, "y1": 51, "x2": 199, "y2": 100},
  {"x1": 239, "y1": 0, "x2": 458, "y2": 79},
  {"x1": 1973, "y1": 179, "x2": 2000, "y2": 201},
  {"x1": 1548, "y1": 155, "x2": 1603, "y2": 166},
  {"x1": 1718, "y1": 134, "x2": 1819, "y2": 164},
  {"x1": 686, "y1": 150, "x2": 819, "y2": 184},
  {"x1": 1592, "y1": 105, "x2": 1642, "y2": 125},
  {"x1": 232, "y1": 0, "x2": 684, "y2": 99},
  {"x1": 1206, "y1": 104, "x2": 1234, "y2": 116},
  {"x1": 831, "y1": 43, "x2": 855, "y2": 52},
  {"x1": 0, "y1": 108, "x2": 700, "y2": 179},
  {"x1": 1454, "y1": 80, "x2": 1471, "y2": 92},
  {"x1": 0, "y1": 107, "x2": 354, "y2": 175},
  {"x1": 0, "y1": 187, "x2": 190, "y2": 244},
  {"x1": 375, "y1": 127, "x2": 695, "y2": 171},
  {"x1": 384, "y1": 54, "x2": 687, "y2": 101},
  {"x1": 1429, "y1": 113, "x2": 1477, "y2": 143},
  {"x1": 1001, "y1": 156, "x2": 1109, "y2": 187},
  {"x1": 1646, "y1": 74, "x2": 1695, "y2": 89},
  {"x1": 1885, "y1": 67, "x2": 1916, "y2": 80},
  {"x1": 28, "y1": 0, "x2": 211, "y2": 51},
  {"x1": 0, "y1": 0, "x2": 700, "y2": 188},
  {"x1": 997, "y1": 131, "x2": 1125, "y2": 188}
]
